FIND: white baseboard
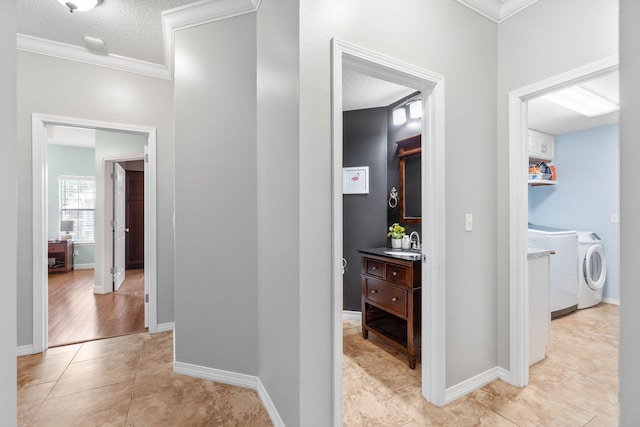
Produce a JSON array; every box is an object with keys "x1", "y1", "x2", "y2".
[
  {"x1": 603, "y1": 297, "x2": 620, "y2": 305},
  {"x1": 73, "y1": 263, "x2": 95, "y2": 270},
  {"x1": 155, "y1": 322, "x2": 174, "y2": 333},
  {"x1": 173, "y1": 361, "x2": 284, "y2": 426},
  {"x1": 17, "y1": 344, "x2": 34, "y2": 356},
  {"x1": 497, "y1": 366, "x2": 511, "y2": 383},
  {"x1": 445, "y1": 366, "x2": 501, "y2": 404},
  {"x1": 342, "y1": 310, "x2": 361, "y2": 320}
]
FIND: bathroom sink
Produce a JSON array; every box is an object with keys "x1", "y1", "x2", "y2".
[{"x1": 384, "y1": 250, "x2": 421, "y2": 257}]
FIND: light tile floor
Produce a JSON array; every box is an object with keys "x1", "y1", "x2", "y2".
[
  {"x1": 18, "y1": 331, "x2": 273, "y2": 426},
  {"x1": 343, "y1": 303, "x2": 619, "y2": 426},
  {"x1": 18, "y1": 303, "x2": 618, "y2": 426}
]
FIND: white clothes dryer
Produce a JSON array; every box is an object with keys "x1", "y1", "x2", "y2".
[
  {"x1": 528, "y1": 223, "x2": 579, "y2": 318},
  {"x1": 577, "y1": 232, "x2": 606, "y2": 309}
]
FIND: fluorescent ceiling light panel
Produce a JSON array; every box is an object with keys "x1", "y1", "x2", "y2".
[
  {"x1": 541, "y1": 86, "x2": 619, "y2": 117},
  {"x1": 393, "y1": 108, "x2": 407, "y2": 125}
]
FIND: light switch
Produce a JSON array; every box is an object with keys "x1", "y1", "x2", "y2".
[
  {"x1": 465, "y1": 213, "x2": 473, "y2": 231},
  {"x1": 611, "y1": 213, "x2": 619, "y2": 223}
]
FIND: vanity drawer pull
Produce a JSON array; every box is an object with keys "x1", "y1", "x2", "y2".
[
  {"x1": 392, "y1": 271, "x2": 397, "y2": 277},
  {"x1": 371, "y1": 290, "x2": 377, "y2": 294},
  {"x1": 371, "y1": 266, "x2": 376, "y2": 270},
  {"x1": 392, "y1": 297, "x2": 398, "y2": 302}
]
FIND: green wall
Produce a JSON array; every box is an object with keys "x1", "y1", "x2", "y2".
[{"x1": 47, "y1": 143, "x2": 95, "y2": 266}]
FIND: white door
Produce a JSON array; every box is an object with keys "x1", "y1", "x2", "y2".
[{"x1": 114, "y1": 163, "x2": 126, "y2": 290}]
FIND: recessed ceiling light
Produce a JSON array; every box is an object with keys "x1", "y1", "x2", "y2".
[
  {"x1": 56, "y1": 0, "x2": 101, "y2": 13},
  {"x1": 540, "y1": 86, "x2": 619, "y2": 117}
]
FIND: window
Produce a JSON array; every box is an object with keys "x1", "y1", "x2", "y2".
[{"x1": 59, "y1": 176, "x2": 96, "y2": 243}]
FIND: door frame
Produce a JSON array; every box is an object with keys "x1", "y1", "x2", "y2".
[
  {"x1": 331, "y1": 38, "x2": 447, "y2": 424},
  {"x1": 31, "y1": 113, "x2": 158, "y2": 353},
  {"x1": 507, "y1": 55, "x2": 618, "y2": 386}
]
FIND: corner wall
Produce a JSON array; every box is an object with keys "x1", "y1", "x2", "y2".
[
  {"x1": 496, "y1": 0, "x2": 618, "y2": 369},
  {"x1": 0, "y1": 0, "x2": 17, "y2": 423},
  {"x1": 619, "y1": 0, "x2": 640, "y2": 423},
  {"x1": 173, "y1": 14, "x2": 258, "y2": 374},
  {"x1": 257, "y1": 0, "x2": 301, "y2": 424}
]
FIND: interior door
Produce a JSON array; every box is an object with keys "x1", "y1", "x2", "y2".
[
  {"x1": 126, "y1": 170, "x2": 144, "y2": 269},
  {"x1": 113, "y1": 163, "x2": 126, "y2": 290}
]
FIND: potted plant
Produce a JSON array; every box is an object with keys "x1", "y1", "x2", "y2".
[{"x1": 387, "y1": 223, "x2": 405, "y2": 248}]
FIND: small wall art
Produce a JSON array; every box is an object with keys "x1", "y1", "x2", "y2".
[{"x1": 343, "y1": 166, "x2": 369, "y2": 194}]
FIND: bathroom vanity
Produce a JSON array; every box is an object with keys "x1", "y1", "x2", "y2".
[{"x1": 359, "y1": 248, "x2": 421, "y2": 369}]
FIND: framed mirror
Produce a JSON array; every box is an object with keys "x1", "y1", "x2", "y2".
[{"x1": 396, "y1": 134, "x2": 421, "y2": 223}]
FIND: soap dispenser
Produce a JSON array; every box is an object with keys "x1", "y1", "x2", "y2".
[{"x1": 401, "y1": 235, "x2": 411, "y2": 250}]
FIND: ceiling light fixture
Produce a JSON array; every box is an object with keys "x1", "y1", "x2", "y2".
[
  {"x1": 393, "y1": 107, "x2": 407, "y2": 125},
  {"x1": 541, "y1": 86, "x2": 619, "y2": 117},
  {"x1": 57, "y1": 0, "x2": 102, "y2": 13},
  {"x1": 409, "y1": 100, "x2": 422, "y2": 119}
]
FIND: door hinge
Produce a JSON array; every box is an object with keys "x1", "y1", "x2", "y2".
[
  {"x1": 145, "y1": 294, "x2": 149, "y2": 303},
  {"x1": 110, "y1": 266, "x2": 116, "y2": 274},
  {"x1": 110, "y1": 172, "x2": 114, "y2": 180},
  {"x1": 144, "y1": 153, "x2": 149, "y2": 163}
]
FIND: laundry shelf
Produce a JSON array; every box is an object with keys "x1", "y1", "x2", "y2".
[{"x1": 528, "y1": 179, "x2": 557, "y2": 186}]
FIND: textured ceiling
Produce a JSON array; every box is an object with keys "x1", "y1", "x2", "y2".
[
  {"x1": 17, "y1": 0, "x2": 197, "y2": 65},
  {"x1": 343, "y1": 70, "x2": 416, "y2": 112}
]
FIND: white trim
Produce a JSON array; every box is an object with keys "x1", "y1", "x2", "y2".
[
  {"x1": 17, "y1": 34, "x2": 171, "y2": 80},
  {"x1": 445, "y1": 367, "x2": 501, "y2": 404},
  {"x1": 32, "y1": 113, "x2": 159, "y2": 353},
  {"x1": 602, "y1": 297, "x2": 620, "y2": 305},
  {"x1": 455, "y1": 0, "x2": 539, "y2": 23},
  {"x1": 508, "y1": 55, "x2": 619, "y2": 388},
  {"x1": 498, "y1": 367, "x2": 512, "y2": 383},
  {"x1": 173, "y1": 361, "x2": 283, "y2": 427},
  {"x1": 342, "y1": 310, "x2": 361, "y2": 321},
  {"x1": 331, "y1": 38, "x2": 447, "y2": 422},
  {"x1": 156, "y1": 322, "x2": 175, "y2": 333},
  {"x1": 73, "y1": 263, "x2": 95, "y2": 270},
  {"x1": 17, "y1": 345, "x2": 34, "y2": 357}
]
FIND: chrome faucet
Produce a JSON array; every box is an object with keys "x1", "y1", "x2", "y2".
[{"x1": 409, "y1": 231, "x2": 421, "y2": 250}]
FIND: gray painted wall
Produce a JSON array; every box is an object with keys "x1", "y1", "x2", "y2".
[
  {"x1": 0, "y1": 0, "x2": 17, "y2": 423},
  {"x1": 173, "y1": 14, "x2": 258, "y2": 373},
  {"x1": 619, "y1": 0, "x2": 640, "y2": 423},
  {"x1": 300, "y1": 0, "x2": 498, "y2": 399},
  {"x1": 343, "y1": 108, "x2": 388, "y2": 311},
  {"x1": 16, "y1": 52, "x2": 176, "y2": 346},
  {"x1": 496, "y1": 0, "x2": 618, "y2": 370},
  {"x1": 256, "y1": 0, "x2": 300, "y2": 424}
]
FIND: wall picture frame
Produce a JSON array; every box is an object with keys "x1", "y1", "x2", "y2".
[{"x1": 343, "y1": 166, "x2": 369, "y2": 194}]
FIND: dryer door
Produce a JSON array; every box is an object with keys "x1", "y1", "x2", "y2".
[{"x1": 584, "y1": 244, "x2": 606, "y2": 290}]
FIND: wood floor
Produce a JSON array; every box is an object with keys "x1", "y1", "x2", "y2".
[{"x1": 48, "y1": 268, "x2": 146, "y2": 347}]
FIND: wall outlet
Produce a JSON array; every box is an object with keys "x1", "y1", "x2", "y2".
[
  {"x1": 74, "y1": 250, "x2": 79, "y2": 256},
  {"x1": 465, "y1": 213, "x2": 473, "y2": 231},
  {"x1": 611, "y1": 213, "x2": 620, "y2": 223}
]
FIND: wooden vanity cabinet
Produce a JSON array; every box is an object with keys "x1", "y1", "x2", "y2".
[{"x1": 360, "y1": 253, "x2": 421, "y2": 369}]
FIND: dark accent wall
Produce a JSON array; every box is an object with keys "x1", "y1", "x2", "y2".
[{"x1": 343, "y1": 108, "x2": 388, "y2": 311}]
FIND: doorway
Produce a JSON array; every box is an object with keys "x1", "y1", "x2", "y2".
[
  {"x1": 331, "y1": 38, "x2": 446, "y2": 424},
  {"x1": 32, "y1": 114, "x2": 158, "y2": 353},
  {"x1": 507, "y1": 55, "x2": 619, "y2": 385}
]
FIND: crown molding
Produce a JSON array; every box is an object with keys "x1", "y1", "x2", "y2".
[
  {"x1": 456, "y1": 0, "x2": 539, "y2": 23},
  {"x1": 17, "y1": 0, "x2": 261, "y2": 80},
  {"x1": 161, "y1": 0, "x2": 261, "y2": 77},
  {"x1": 17, "y1": 33, "x2": 172, "y2": 79}
]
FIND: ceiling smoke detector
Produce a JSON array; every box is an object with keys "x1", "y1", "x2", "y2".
[{"x1": 57, "y1": 0, "x2": 102, "y2": 13}]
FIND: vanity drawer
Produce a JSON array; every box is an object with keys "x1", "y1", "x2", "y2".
[
  {"x1": 365, "y1": 279, "x2": 407, "y2": 318},
  {"x1": 365, "y1": 259, "x2": 384, "y2": 278},
  {"x1": 385, "y1": 264, "x2": 408, "y2": 285}
]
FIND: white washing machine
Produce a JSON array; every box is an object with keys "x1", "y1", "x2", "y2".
[
  {"x1": 577, "y1": 232, "x2": 606, "y2": 309},
  {"x1": 528, "y1": 223, "x2": 579, "y2": 318}
]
